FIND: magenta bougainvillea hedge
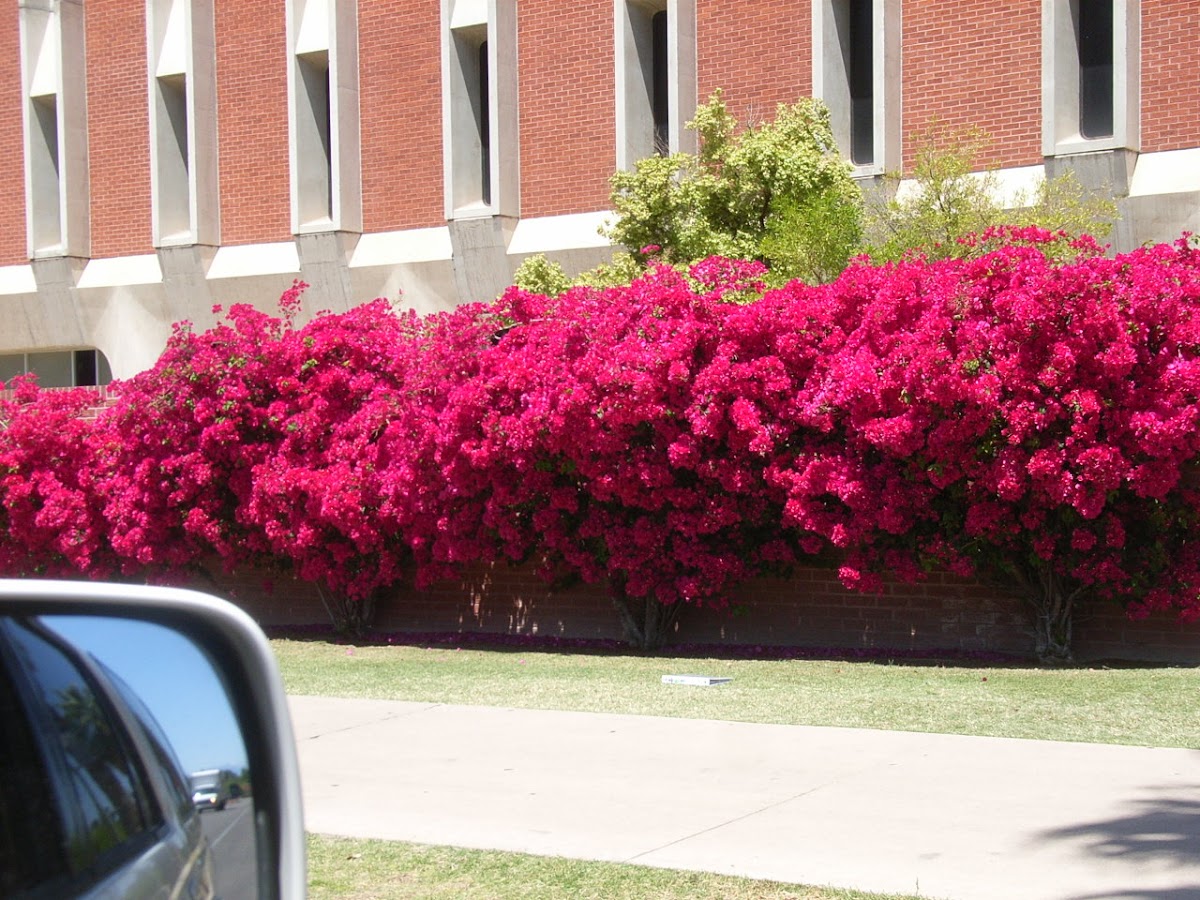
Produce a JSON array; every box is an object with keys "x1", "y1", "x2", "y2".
[{"x1": 4, "y1": 229, "x2": 1200, "y2": 658}]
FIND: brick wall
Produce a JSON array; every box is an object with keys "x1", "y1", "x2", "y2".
[
  {"x1": 900, "y1": 0, "x2": 1042, "y2": 172},
  {"x1": 0, "y1": 2, "x2": 24, "y2": 265},
  {"x1": 517, "y1": 0, "x2": 613, "y2": 218},
  {"x1": 697, "y1": 0, "x2": 812, "y2": 126},
  {"x1": 690, "y1": 570, "x2": 1036, "y2": 657},
  {"x1": 4, "y1": 1, "x2": 1193, "y2": 263},
  {"x1": 86, "y1": 0, "x2": 153, "y2": 259},
  {"x1": 358, "y1": 0, "x2": 445, "y2": 232},
  {"x1": 215, "y1": 0, "x2": 291, "y2": 245},
  {"x1": 211, "y1": 560, "x2": 1200, "y2": 665},
  {"x1": 1140, "y1": 0, "x2": 1200, "y2": 153}
]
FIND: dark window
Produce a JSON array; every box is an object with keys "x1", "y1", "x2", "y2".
[
  {"x1": 161, "y1": 76, "x2": 189, "y2": 177},
  {"x1": 74, "y1": 349, "x2": 97, "y2": 387},
  {"x1": 0, "y1": 354, "x2": 26, "y2": 384},
  {"x1": 156, "y1": 73, "x2": 191, "y2": 237},
  {"x1": 30, "y1": 94, "x2": 61, "y2": 250},
  {"x1": 478, "y1": 40, "x2": 491, "y2": 205},
  {"x1": 1077, "y1": 0, "x2": 1114, "y2": 139},
  {"x1": 318, "y1": 63, "x2": 333, "y2": 214},
  {"x1": 651, "y1": 10, "x2": 669, "y2": 154},
  {"x1": 0, "y1": 642, "x2": 67, "y2": 895},
  {"x1": 32, "y1": 96, "x2": 59, "y2": 178},
  {"x1": 0, "y1": 349, "x2": 111, "y2": 388},
  {"x1": 848, "y1": 0, "x2": 874, "y2": 165},
  {"x1": 2, "y1": 620, "x2": 159, "y2": 878},
  {"x1": 297, "y1": 52, "x2": 333, "y2": 221}
]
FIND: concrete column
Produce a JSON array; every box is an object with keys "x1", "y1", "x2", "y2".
[
  {"x1": 29, "y1": 255, "x2": 86, "y2": 345},
  {"x1": 156, "y1": 244, "x2": 216, "y2": 324},
  {"x1": 449, "y1": 215, "x2": 517, "y2": 303},
  {"x1": 295, "y1": 230, "x2": 359, "y2": 313}
]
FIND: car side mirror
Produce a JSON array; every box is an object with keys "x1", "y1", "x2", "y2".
[{"x1": 0, "y1": 580, "x2": 305, "y2": 899}]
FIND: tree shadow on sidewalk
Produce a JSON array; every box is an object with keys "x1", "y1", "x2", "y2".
[{"x1": 1036, "y1": 784, "x2": 1200, "y2": 900}]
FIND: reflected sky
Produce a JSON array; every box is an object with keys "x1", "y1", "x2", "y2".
[{"x1": 41, "y1": 615, "x2": 247, "y2": 777}]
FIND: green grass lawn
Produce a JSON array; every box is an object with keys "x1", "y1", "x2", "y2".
[
  {"x1": 307, "y1": 834, "x2": 920, "y2": 900},
  {"x1": 273, "y1": 636, "x2": 1199, "y2": 748}
]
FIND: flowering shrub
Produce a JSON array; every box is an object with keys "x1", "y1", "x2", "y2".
[
  {"x1": 0, "y1": 379, "x2": 114, "y2": 577},
  {"x1": 97, "y1": 295, "x2": 298, "y2": 578},
  {"x1": 239, "y1": 299, "x2": 429, "y2": 626},
  {"x1": 3, "y1": 236, "x2": 1200, "y2": 658},
  {"x1": 762, "y1": 230, "x2": 1200, "y2": 659},
  {"x1": 431, "y1": 262, "x2": 801, "y2": 645}
]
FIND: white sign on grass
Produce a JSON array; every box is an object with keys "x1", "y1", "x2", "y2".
[{"x1": 661, "y1": 674, "x2": 733, "y2": 686}]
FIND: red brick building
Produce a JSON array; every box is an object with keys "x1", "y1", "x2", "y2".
[
  {"x1": 4, "y1": 1, "x2": 1199, "y2": 659},
  {"x1": 2, "y1": 0, "x2": 1197, "y2": 384}
]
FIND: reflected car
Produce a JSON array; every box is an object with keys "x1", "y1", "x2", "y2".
[
  {"x1": 190, "y1": 769, "x2": 231, "y2": 812},
  {"x1": 0, "y1": 616, "x2": 214, "y2": 899}
]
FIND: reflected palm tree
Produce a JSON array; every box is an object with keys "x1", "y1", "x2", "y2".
[{"x1": 53, "y1": 685, "x2": 147, "y2": 862}]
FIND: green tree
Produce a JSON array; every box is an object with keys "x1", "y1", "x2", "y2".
[
  {"x1": 514, "y1": 111, "x2": 1118, "y2": 300},
  {"x1": 510, "y1": 254, "x2": 573, "y2": 297},
  {"x1": 605, "y1": 90, "x2": 862, "y2": 284},
  {"x1": 513, "y1": 92, "x2": 864, "y2": 297},
  {"x1": 863, "y1": 125, "x2": 1117, "y2": 262}
]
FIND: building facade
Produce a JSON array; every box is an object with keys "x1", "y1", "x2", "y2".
[{"x1": 2, "y1": 0, "x2": 1199, "y2": 384}]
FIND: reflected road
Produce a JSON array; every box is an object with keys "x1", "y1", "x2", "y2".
[{"x1": 200, "y1": 799, "x2": 257, "y2": 900}]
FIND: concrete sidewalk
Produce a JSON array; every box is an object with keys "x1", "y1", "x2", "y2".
[{"x1": 289, "y1": 695, "x2": 1200, "y2": 900}]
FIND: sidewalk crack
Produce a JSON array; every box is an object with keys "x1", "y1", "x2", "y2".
[
  {"x1": 300, "y1": 702, "x2": 443, "y2": 740},
  {"x1": 622, "y1": 774, "x2": 848, "y2": 864}
]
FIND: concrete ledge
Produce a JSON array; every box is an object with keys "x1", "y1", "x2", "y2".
[
  {"x1": 0, "y1": 264, "x2": 38, "y2": 295},
  {"x1": 1129, "y1": 148, "x2": 1200, "y2": 197},
  {"x1": 77, "y1": 254, "x2": 163, "y2": 289},
  {"x1": 893, "y1": 164, "x2": 1045, "y2": 210},
  {"x1": 349, "y1": 227, "x2": 454, "y2": 268},
  {"x1": 989, "y1": 165, "x2": 1046, "y2": 207},
  {"x1": 207, "y1": 242, "x2": 301, "y2": 280},
  {"x1": 508, "y1": 211, "x2": 613, "y2": 255}
]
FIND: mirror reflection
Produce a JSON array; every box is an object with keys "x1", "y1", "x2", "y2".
[{"x1": 0, "y1": 614, "x2": 257, "y2": 900}]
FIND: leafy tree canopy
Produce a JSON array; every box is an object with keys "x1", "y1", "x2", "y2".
[
  {"x1": 516, "y1": 91, "x2": 863, "y2": 293},
  {"x1": 517, "y1": 108, "x2": 1117, "y2": 296},
  {"x1": 862, "y1": 124, "x2": 1117, "y2": 262}
]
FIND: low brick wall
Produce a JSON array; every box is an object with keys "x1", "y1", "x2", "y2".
[{"x1": 198, "y1": 561, "x2": 1200, "y2": 665}]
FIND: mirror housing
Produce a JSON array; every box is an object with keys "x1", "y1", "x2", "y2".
[{"x1": 0, "y1": 580, "x2": 305, "y2": 899}]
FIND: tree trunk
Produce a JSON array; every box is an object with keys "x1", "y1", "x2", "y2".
[
  {"x1": 1015, "y1": 564, "x2": 1078, "y2": 666},
  {"x1": 317, "y1": 584, "x2": 378, "y2": 638},
  {"x1": 184, "y1": 563, "x2": 224, "y2": 595},
  {"x1": 612, "y1": 593, "x2": 682, "y2": 651}
]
